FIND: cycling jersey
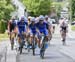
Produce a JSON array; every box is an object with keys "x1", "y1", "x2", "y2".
[
  {"x1": 17, "y1": 21, "x2": 28, "y2": 34},
  {"x1": 9, "y1": 20, "x2": 16, "y2": 32},
  {"x1": 36, "y1": 22, "x2": 48, "y2": 36},
  {"x1": 61, "y1": 26, "x2": 67, "y2": 31},
  {"x1": 60, "y1": 22, "x2": 68, "y2": 32},
  {"x1": 29, "y1": 23, "x2": 37, "y2": 34}
]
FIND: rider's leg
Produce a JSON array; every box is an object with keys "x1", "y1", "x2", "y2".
[
  {"x1": 10, "y1": 32, "x2": 12, "y2": 41},
  {"x1": 17, "y1": 34, "x2": 21, "y2": 45},
  {"x1": 29, "y1": 35, "x2": 33, "y2": 45}
]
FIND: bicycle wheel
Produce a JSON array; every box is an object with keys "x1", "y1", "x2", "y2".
[
  {"x1": 40, "y1": 42, "x2": 45, "y2": 59},
  {"x1": 20, "y1": 41, "x2": 23, "y2": 54},
  {"x1": 32, "y1": 41, "x2": 35, "y2": 56},
  {"x1": 27, "y1": 42, "x2": 30, "y2": 52},
  {"x1": 11, "y1": 39, "x2": 14, "y2": 50},
  {"x1": 40, "y1": 49, "x2": 45, "y2": 59},
  {"x1": 62, "y1": 38, "x2": 66, "y2": 45}
]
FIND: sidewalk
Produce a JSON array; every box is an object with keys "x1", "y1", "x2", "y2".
[{"x1": 0, "y1": 40, "x2": 17, "y2": 62}]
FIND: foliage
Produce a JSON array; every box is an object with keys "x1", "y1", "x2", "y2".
[
  {"x1": 21, "y1": 0, "x2": 52, "y2": 16},
  {"x1": 52, "y1": 2, "x2": 63, "y2": 18},
  {"x1": 0, "y1": 20, "x2": 7, "y2": 33},
  {"x1": 71, "y1": 0, "x2": 75, "y2": 21},
  {"x1": 0, "y1": 0, "x2": 15, "y2": 21},
  {"x1": 71, "y1": 25, "x2": 75, "y2": 31}
]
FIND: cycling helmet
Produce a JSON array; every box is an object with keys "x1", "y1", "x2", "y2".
[
  {"x1": 45, "y1": 15, "x2": 48, "y2": 18},
  {"x1": 39, "y1": 15, "x2": 44, "y2": 21},
  {"x1": 31, "y1": 17, "x2": 35, "y2": 22}
]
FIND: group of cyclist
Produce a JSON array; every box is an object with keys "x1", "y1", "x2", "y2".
[{"x1": 7, "y1": 15, "x2": 68, "y2": 51}]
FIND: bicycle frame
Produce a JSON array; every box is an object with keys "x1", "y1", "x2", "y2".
[
  {"x1": 19, "y1": 33, "x2": 25, "y2": 54},
  {"x1": 62, "y1": 30, "x2": 66, "y2": 40},
  {"x1": 40, "y1": 34, "x2": 47, "y2": 59},
  {"x1": 32, "y1": 34, "x2": 36, "y2": 55}
]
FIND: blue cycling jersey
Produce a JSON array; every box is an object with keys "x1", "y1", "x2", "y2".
[
  {"x1": 36, "y1": 22, "x2": 48, "y2": 31},
  {"x1": 17, "y1": 21, "x2": 28, "y2": 33},
  {"x1": 36, "y1": 22, "x2": 49, "y2": 36},
  {"x1": 29, "y1": 23, "x2": 36, "y2": 33}
]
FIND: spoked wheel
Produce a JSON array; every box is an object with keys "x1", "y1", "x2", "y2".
[
  {"x1": 32, "y1": 43, "x2": 35, "y2": 56},
  {"x1": 27, "y1": 42, "x2": 30, "y2": 52},
  {"x1": 40, "y1": 49, "x2": 45, "y2": 59},
  {"x1": 62, "y1": 32, "x2": 66, "y2": 45},
  {"x1": 40, "y1": 43, "x2": 45, "y2": 59},
  {"x1": 20, "y1": 47, "x2": 22, "y2": 54},
  {"x1": 11, "y1": 43, "x2": 14, "y2": 50},
  {"x1": 11, "y1": 39, "x2": 14, "y2": 50},
  {"x1": 20, "y1": 42, "x2": 23, "y2": 54},
  {"x1": 62, "y1": 38, "x2": 66, "y2": 45}
]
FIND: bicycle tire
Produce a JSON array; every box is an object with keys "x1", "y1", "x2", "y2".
[
  {"x1": 40, "y1": 37, "x2": 46, "y2": 59},
  {"x1": 11, "y1": 39, "x2": 14, "y2": 50},
  {"x1": 20, "y1": 41, "x2": 23, "y2": 54},
  {"x1": 32, "y1": 42, "x2": 35, "y2": 55}
]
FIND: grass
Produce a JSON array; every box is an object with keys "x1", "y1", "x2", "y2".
[
  {"x1": 0, "y1": 33, "x2": 9, "y2": 41},
  {"x1": 71, "y1": 25, "x2": 75, "y2": 31}
]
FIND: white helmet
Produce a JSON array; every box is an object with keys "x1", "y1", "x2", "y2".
[
  {"x1": 31, "y1": 17, "x2": 35, "y2": 22},
  {"x1": 39, "y1": 15, "x2": 44, "y2": 21},
  {"x1": 45, "y1": 15, "x2": 48, "y2": 18}
]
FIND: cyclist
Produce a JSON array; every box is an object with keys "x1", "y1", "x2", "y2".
[
  {"x1": 45, "y1": 15, "x2": 52, "y2": 41},
  {"x1": 60, "y1": 18, "x2": 68, "y2": 45},
  {"x1": 28, "y1": 17, "x2": 38, "y2": 48},
  {"x1": 17, "y1": 16, "x2": 28, "y2": 49},
  {"x1": 36, "y1": 15, "x2": 49, "y2": 48},
  {"x1": 8, "y1": 17, "x2": 17, "y2": 50}
]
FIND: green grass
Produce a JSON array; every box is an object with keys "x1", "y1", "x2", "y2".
[
  {"x1": 0, "y1": 33, "x2": 8, "y2": 41},
  {"x1": 71, "y1": 25, "x2": 75, "y2": 31}
]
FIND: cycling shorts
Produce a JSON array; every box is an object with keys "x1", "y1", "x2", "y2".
[
  {"x1": 29, "y1": 30, "x2": 37, "y2": 37},
  {"x1": 39, "y1": 29, "x2": 48, "y2": 36}
]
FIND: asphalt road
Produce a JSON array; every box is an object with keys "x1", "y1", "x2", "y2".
[
  {"x1": 16, "y1": 32, "x2": 75, "y2": 62},
  {"x1": 0, "y1": 25, "x2": 75, "y2": 62}
]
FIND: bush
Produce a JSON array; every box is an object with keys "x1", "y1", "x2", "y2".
[
  {"x1": 0, "y1": 20, "x2": 7, "y2": 33},
  {"x1": 71, "y1": 25, "x2": 75, "y2": 31}
]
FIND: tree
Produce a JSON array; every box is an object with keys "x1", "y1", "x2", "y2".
[
  {"x1": 0, "y1": 0, "x2": 15, "y2": 21},
  {"x1": 71, "y1": 0, "x2": 75, "y2": 21},
  {"x1": 0, "y1": 0, "x2": 15, "y2": 33},
  {"x1": 21, "y1": 0, "x2": 52, "y2": 16}
]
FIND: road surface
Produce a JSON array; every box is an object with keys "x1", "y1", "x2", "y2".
[{"x1": 16, "y1": 28, "x2": 75, "y2": 62}]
